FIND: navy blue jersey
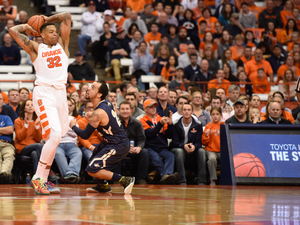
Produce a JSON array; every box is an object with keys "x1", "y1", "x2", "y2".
[{"x1": 95, "y1": 99, "x2": 128, "y2": 144}]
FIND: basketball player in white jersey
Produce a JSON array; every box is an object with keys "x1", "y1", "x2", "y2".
[{"x1": 9, "y1": 12, "x2": 71, "y2": 195}]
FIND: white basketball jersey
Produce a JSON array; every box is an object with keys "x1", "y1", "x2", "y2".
[{"x1": 33, "y1": 43, "x2": 68, "y2": 89}]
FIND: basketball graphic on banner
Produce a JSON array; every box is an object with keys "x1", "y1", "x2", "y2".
[{"x1": 233, "y1": 153, "x2": 266, "y2": 177}]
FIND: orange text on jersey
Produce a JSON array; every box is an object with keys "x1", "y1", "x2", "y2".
[{"x1": 42, "y1": 49, "x2": 62, "y2": 58}]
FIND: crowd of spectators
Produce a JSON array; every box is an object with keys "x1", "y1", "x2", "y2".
[{"x1": 1, "y1": 0, "x2": 300, "y2": 185}]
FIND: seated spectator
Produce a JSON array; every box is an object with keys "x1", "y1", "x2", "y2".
[
  {"x1": 125, "y1": 92, "x2": 145, "y2": 119},
  {"x1": 117, "y1": 6, "x2": 131, "y2": 27},
  {"x1": 68, "y1": 51, "x2": 95, "y2": 81},
  {"x1": 249, "y1": 107, "x2": 263, "y2": 124},
  {"x1": 238, "y1": 46, "x2": 254, "y2": 67},
  {"x1": 208, "y1": 69, "x2": 231, "y2": 95},
  {"x1": 139, "y1": 99, "x2": 178, "y2": 184},
  {"x1": 123, "y1": 10, "x2": 148, "y2": 36},
  {"x1": 175, "y1": 4, "x2": 185, "y2": 21},
  {"x1": 0, "y1": 19, "x2": 17, "y2": 47},
  {"x1": 0, "y1": 0, "x2": 17, "y2": 20},
  {"x1": 197, "y1": 8, "x2": 218, "y2": 33},
  {"x1": 0, "y1": 33, "x2": 20, "y2": 65},
  {"x1": 68, "y1": 97, "x2": 82, "y2": 120},
  {"x1": 215, "y1": 0, "x2": 237, "y2": 19},
  {"x1": 219, "y1": 49, "x2": 237, "y2": 76},
  {"x1": 218, "y1": 3, "x2": 233, "y2": 25},
  {"x1": 223, "y1": 62, "x2": 238, "y2": 82},
  {"x1": 169, "y1": 66, "x2": 186, "y2": 90},
  {"x1": 230, "y1": 35, "x2": 244, "y2": 64},
  {"x1": 225, "y1": 99, "x2": 250, "y2": 123},
  {"x1": 265, "y1": 21, "x2": 280, "y2": 41},
  {"x1": 0, "y1": 113, "x2": 14, "y2": 184},
  {"x1": 144, "y1": 22, "x2": 162, "y2": 55},
  {"x1": 244, "y1": 30, "x2": 258, "y2": 48},
  {"x1": 0, "y1": 92, "x2": 16, "y2": 123},
  {"x1": 125, "y1": 23, "x2": 138, "y2": 43},
  {"x1": 278, "y1": 69, "x2": 298, "y2": 102},
  {"x1": 178, "y1": 43, "x2": 201, "y2": 68},
  {"x1": 77, "y1": 1, "x2": 102, "y2": 58},
  {"x1": 116, "y1": 81, "x2": 131, "y2": 106},
  {"x1": 156, "y1": 86, "x2": 177, "y2": 117},
  {"x1": 249, "y1": 95, "x2": 261, "y2": 111},
  {"x1": 291, "y1": 42, "x2": 300, "y2": 57},
  {"x1": 55, "y1": 100, "x2": 83, "y2": 184},
  {"x1": 203, "y1": 47, "x2": 219, "y2": 75},
  {"x1": 217, "y1": 30, "x2": 233, "y2": 59},
  {"x1": 153, "y1": 2, "x2": 164, "y2": 17},
  {"x1": 291, "y1": 8, "x2": 300, "y2": 29},
  {"x1": 77, "y1": 101, "x2": 102, "y2": 162},
  {"x1": 277, "y1": 55, "x2": 300, "y2": 84},
  {"x1": 226, "y1": 84, "x2": 240, "y2": 107},
  {"x1": 19, "y1": 87, "x2": 29, "y2": 106},
  {"x1": 198, "y1": 20, "x2": 206, "y2": 42},
  {"x1": 245, "y1": 48, "x2": 274, "y2": 82},
  {"x1": 287, "y1": 32, "x2": 300, "y2": 53},
  {"x1": 223, "y1": 13, "x2": 245, "y2": 39},
  {"x1": 93, "y1": 22, "x2": 115, "y2": 68},
  {"x1": 170, "y1": 103, "x2": 206, "y2": 185},
  {"x1": 213, "y1": 22, "x2": 223, "y2": 43},
  {"x1": 126, "y1": 86, "x2": 144, "y2": 110},
  {"x1": 199, "y1": 31, "x2": 218, "y2": 59},
  {"x1": 247, "y1": 0, "x2": 262, "y2": 20},
  {"x1": 141, "y1": 4, "x2": 158, "y2": 32},
  {"x1": 8, "y1": 88, "x2": 20, "y2": 117},
  {"x1": 154, "y1": 44, "x2": 169, "y2": 75},
  {"x1": 173, "y1": 96, "x2": 197, "y2": 122},
  {"x1": 281, "y1": 0, "x2": 293, "y2": 26},
  {"x1": 258, "y1": 0, "x2": 282, "y2": 28},
  {"x1": 172, "y1": 26, "x2": 193, "y2": 57},
  {"x1": 14, "y1": 99, "x2": 43, "y2": 174},
  {"x1": 107, "y1": 91, "x2": 118, "y2": 113},
  {"x1": 252, "y1": 68, "x2": 271, "y2": 94},
  {"x1": 15, "y1": 10, "x2": 28, "y2": 25},
  {"x1": 263, "y1": 100, "x2": 292, "y2": 124},
  {"x1": 237, "y1": 70, "x2": 253, "y2": 98},
  {"x1": 238, "y1": 2, "x2": 257, "y2": 28},
  {"x1": 70, "y1": 91, "x2": 81, "y2": 112},
  {"x1": 167, "y1": 25, "x2": 179, "y2": 43},
  {"x1": 266, "y1": 45, "x2": 285, "y2": 76},
  {"x1": 126, "y1": 0, "x2": 145, "y2": 14},
  {"x1": 118, "y1": 101, "x2": 149, "y2": 184},
  {"x1": 107, "y1": 26, "x2": 131, "y2": 81},
  {"x1": 192, "y1": 0, "x2": 205, "y2": 21},
  {"x1": 202, "y1": 107, "x2": 224, "y2": 185},
  {"x1": 272, "y1": 94, "x2": 294, "y2": 122},
  {"x1": 158, "y1": 12, "x2": 171, "y2": 36},
  {"x1": 279, "y1": 19, "x2": 298, "y2": 45},
  {"x1": 154, "y1": 35, "x2": 174, "y2": 58},
  {"x1": 179, "y1": 9, "x2": 197, "y2": 37},
  {"x1": 161, "y1": 55, "x2": 177, "y2": 84},
  {"x1": 148, "y1": 87, "x2": 158, "y2": 101},
  {"x1": 78, "y1": 91, "x2": 88, "y2": 117},
  {"x1": 260, "y1": 91, "x2": 275, "y2": 113},
  {"x1": 165, "y1": 4, "x2": 179, "y2": 26},
  {"x1": 191, "y1": 91, "x2": 211, "y2": 126}
]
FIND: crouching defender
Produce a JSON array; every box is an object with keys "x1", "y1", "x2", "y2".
[{"x1": 70, "y1": 81, "x2": 134, "y2": 194}]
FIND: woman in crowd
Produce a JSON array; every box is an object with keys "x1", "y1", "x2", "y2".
[
  {"x1": 244, "y1": 30, "x2": 257, "y2": 48},
  {"x1": 279, "y1": 18, "x2": 298, "y2": 45},
  {"x1": 280, "y1": 0, "x2": 294, "y2": 26},
  {"x1": 197, "y1": 8, "x2": 218, "y2": 32},
  {"x1": 217, "y1": 30, "x2": 233, "y2": 59},
  {"x1": 199, "y1": 31, "x2": 218, "y2": 58},
  {"x1": 70, "y1": 91, "x2": 81, "y2": 112},
  {"x1": 14, "y1": 99, "x2": 43, "y2": 173},
  {"x1": 69, "y1": 97, "x2": 81, "y2": 120},
  {"x1": 179, "y1": 9, "x2": 198, "y2": 36},
  {"x1": 154, "y1": 44, "x2": 170, "y2": 75},
  {"x1": 125, "y1": 23, "x2": 139, "y2": 42},
  {"x1": 218, "y1": 3, "x2": 233, "y2": 25},
  {"x1": 117, "y1": 6, "x2": 131, "y2": 27},
  {"x1": 223, "y1": 63, "x2": 238, "y2": 81},
  {"x1": 278, "y1": 69, "x2": 298, "y2": 102},
  {"x1": 19, "y1": 87, "x2": 30, "y2": 106},
  {"x1": 203, "y1": 47, "x2": 219, "y2": 75},
  {"x1": 191, "y1": 91, "x2": 211, "y2": 126},
  {"x1": 93, "y1": 22, "x2": 115, "y2": 68},
  {"x1": 213, "y1": 21, "x2": 223, "y2": 43},
  {"x1": 161, "y1": 55, "x2": 178, "y2": 84},
  {"x1": 230, "y1": 34, "x2": 245, "y2": 63},
  {"x1": 0, "y1": 0, "x2": 17, "y2": 20},
  {"x1": 219, "y1": 49, "x2": 237, "y2": 75},
  {"x1": 202, "y1": 107, "x2": 224, "y2": 185},
  {"x1": 167, "y1": 24, "x2": 178, "y2": 43},
  {"x1": 249, "y1": 108, "x2": 263, "y2": 124},
  {"x1": 265, "y1": 21, "x2": 279, "y2": 41}
]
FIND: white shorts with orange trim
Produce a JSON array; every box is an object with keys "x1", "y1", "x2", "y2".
[{"x1": 33, "y1": 86, "x2": 69, "y2": 140}]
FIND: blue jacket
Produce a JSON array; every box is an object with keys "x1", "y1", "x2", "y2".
[
  {"x1": 108, "y1": 37, "x2": 131, "y2": 61},
  {"x1": 267, "y1": 54, "x2": 286, "y2": 75},
  {"x1": 170, "y1": 117, "x2": 203, "y2": 150},
  {"x1": 156, "y1": 100, "x2": 177, "y2": 117}
]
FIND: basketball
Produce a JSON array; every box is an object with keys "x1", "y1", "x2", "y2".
[
  {"x1": 233, "y1": 153, "x2": 266, "y2": 177},
  {"x1": 27, "y1": 15, "x2": 45, "y2": 36}
]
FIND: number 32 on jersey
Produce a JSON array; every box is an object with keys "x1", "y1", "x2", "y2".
[{"x1": 47, "y1": 56, "x2": 62, "y2": 69}]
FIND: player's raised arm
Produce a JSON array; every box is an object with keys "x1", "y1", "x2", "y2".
[
  {"x1": 8, "y1": 24, "x2": 38, "y2": 54},
  {"x1": 42, "y1": 12, "x2": 71, "y2": 55}
]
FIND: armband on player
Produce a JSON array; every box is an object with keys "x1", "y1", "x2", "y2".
[{"x1": 72, "y1": 123, "x2": 95, "y2": 139}]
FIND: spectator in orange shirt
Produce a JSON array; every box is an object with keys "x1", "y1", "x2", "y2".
[
  {"x1": 266, "y1": 21, "x2": 280, "y2": 41},
  {"x1": 153, "y1": 2, "x2": 164, "y2": 17},
  {"x1": 238, "y1": 46, "x2": 254, "y2": 67},
  {"x1": 278, "y1": 69, "x2": 298, "y2": 102},
  {"x1": 291, "y1": 42, "x2": 300, "y2": 56},
  {"x1": 244, "y1": 30, "x2": 258, "y2": 48},
  {"x1": 287, "y1": 32, "x2": 300, "y2": 52},
  {"x1": 144, "y1": 22, "x2": 162, "y2": 55},
  {"x1": 117, "y1": 6, "x2": 131, "y2": 27},
  {"x1": 244, "y1": 48, "x2": 274, "y2": 82},
  {"x1": 208, "y1": 69, "x2": 231, "y2": 95},
  {"x1": 279, "y1": 19, "x2": 298, "y2": 45},
  {"x1": 271, "y1": 95, "x2": 295, "y2": 123},
  {"x1": 277, "y1": 55, "x2": 300, "y2": 84},
  {"x1": 198, "y1": 20, "x2": 207, "y2": 42},
  {"x1": 192, "y1": 0, "x2": 205, "y2": 21},
  {"x1": 199, "y1": 31, "x2": 218, "y2": 58},
  {"x1": 281, "y1": 0, "x2": 294, "y2": 26},
  {"x1": 126, "y1": 0, "x2": 146, "y2": 14},
  {"x1": 247, "y1": 0, "x2": 262, "y2": 20},
  {"x1": 294, "y1": 51, "x2": 300, "y2": 67},
  {"x1": 161, "y1": 55, "x2": 178, "y2": 84},
  {"x1": 197, "y1": 8, "x2": 218, "y2": 33},
  {"x1": 291, "y1": 8, "x2": 300, "y2": 29},
  {"x1": 252, "y1": 68, "x2": 271, "y2": 94},
  {"x1": 14, "y1": 99, "x2": 43, "y2": 173},
  {"x1": 230, "y1": 34, "x2": 244, "y2": 63}
]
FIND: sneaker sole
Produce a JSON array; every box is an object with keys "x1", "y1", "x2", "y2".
[
  {"x1": 86, "y1": 188, "x2": 112, "y2": 193},
  {"x1": 49, "y1": 189, "x2": 60, "y2": 194},
  {"x1": 124, "y1": 177, "x2": 135, "y2": 194}
]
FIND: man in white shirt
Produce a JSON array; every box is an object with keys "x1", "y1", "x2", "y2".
[
  {"x1": 78, "y1": 1, "x2": 102, "y2": 58},
  {"x1": 172, "y1": 96, "x2": 199, "y2": 123},
  {"x1": 226, "y1": 84, "x2": 240, "y2": 107}
]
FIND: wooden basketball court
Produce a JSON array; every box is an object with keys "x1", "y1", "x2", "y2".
[{"x1": 1, "y1": 184, "x2": 300, "y2": 224}]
